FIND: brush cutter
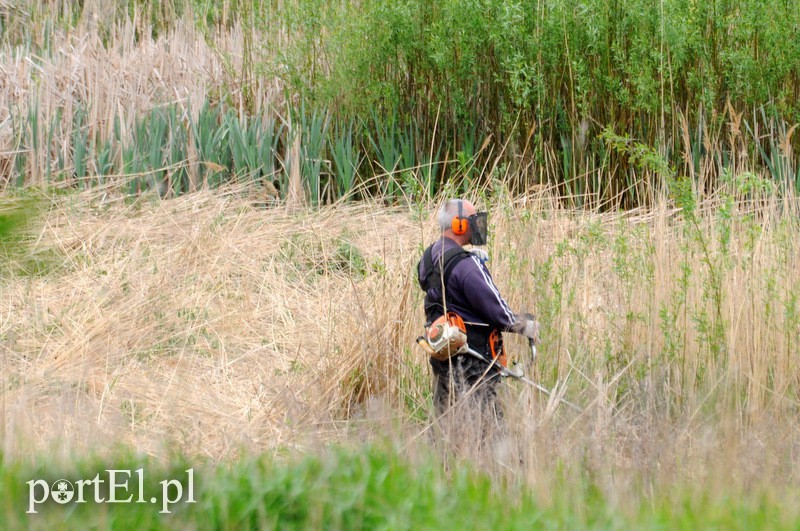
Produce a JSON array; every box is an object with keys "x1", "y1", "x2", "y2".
[
  {"x1": 416, "y1": 336, "x2": 582, "y2": 413},
  {"x1": 464, "y1": 343, "x2": 582, "y2": 412}
]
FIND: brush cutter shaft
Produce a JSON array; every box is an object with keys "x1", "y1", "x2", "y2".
[
  {"x1": 517, "y1": 375, "x2": 582, "y2": 412},
  {"x1": 414, "y1": 336, "x2": 582, "y2": 412},
  {"x1": 464, "y1": 347, "x2": 582, "y2": 413}
]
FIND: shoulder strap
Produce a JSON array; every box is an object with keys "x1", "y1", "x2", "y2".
[
  {"x1": 440, "y1": 248, "x2": 471, "y2": 285},
  {"x1": 417, "y1": 246, "x2": 434, "y2": 290},
  {"x1": 418, "y1": 245, "x2": 471, "y2": 292}
]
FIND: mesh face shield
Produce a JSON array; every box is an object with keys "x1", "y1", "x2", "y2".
[{"x1": 468, "y1": 212, "x2": 488, "y2": 246}]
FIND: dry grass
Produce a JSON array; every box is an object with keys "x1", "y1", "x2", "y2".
[
  {"x1": 1, "y1": 189, "x2": 422, "y2": 461},
  {"x1": 0, "y1": 7, "x2": 285, "y2": 186},
  {"x1": 2, "y1": 187, "x2": 800, "y2": 514}
]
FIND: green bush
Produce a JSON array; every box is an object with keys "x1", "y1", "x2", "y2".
[{"x1": 4, "y1": 0, "x2": 799, "y2": 205}]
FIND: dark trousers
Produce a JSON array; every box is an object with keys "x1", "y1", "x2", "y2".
[{"x1": 429, "y1": 352, "x2": 502, "y2": 418}]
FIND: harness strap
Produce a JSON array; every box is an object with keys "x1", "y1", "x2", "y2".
[
  {"x1": 418, "y1": 245, "x2": 472, "y2": 319},
  {"x1": 418, "y1": 245, "x2": 471, "y2": 292}
]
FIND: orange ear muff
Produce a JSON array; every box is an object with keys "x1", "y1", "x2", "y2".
[
  {"x1": 451, "y1": 200, "x2": 468, "y2": 235},
  {"x1": 451, "y1": 217, "x2": 468, "y2": 235}
]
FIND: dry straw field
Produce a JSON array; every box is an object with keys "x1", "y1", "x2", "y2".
[{"x1": 3, "y1": 186, "x2": 800, "y2": 517}]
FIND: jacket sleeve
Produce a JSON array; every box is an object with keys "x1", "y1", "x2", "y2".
[{"x1": 457, "y1": 255, "x2": 519, "y2": 330}]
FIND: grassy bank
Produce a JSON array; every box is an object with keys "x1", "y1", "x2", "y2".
[{"x1": 2, "y1": 444, "x2": 797, "y2": 529}]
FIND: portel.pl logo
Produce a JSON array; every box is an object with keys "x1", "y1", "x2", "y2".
[{"x1": 27, "y1": 469, "x2": 195, "y2": 514}]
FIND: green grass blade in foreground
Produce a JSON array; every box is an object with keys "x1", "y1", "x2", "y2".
[{"x1": 3, "y1": 445, "x2": 798, "y2": 529}]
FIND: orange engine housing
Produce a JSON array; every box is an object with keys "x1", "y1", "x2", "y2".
[{"x1": 425, "y1": 312, "x2": 467, "y2": 361}]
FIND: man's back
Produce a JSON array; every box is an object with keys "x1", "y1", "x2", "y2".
[{"x1": 418, "y1": 237, "x2": 516, "y2": 331}]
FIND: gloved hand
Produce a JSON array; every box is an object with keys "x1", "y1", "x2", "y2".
[
  {"x1": 471, "y1": 248, "x2": 490, "y2": 265},
  {"x1": 512, "y1": 313, "x2": 540, "y2": 345}
]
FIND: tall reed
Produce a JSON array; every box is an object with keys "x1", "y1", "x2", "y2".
[{"x1": 1, "y1": 0, "x2": 798, "y2": 206}]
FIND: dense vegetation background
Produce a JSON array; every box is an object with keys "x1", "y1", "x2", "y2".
[{"x1": 1, "y1": 0, "x2": 798, "y2": 206}]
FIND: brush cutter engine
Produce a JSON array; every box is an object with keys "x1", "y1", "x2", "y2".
[{"x1": 425, "y1": 312, "x2": 468, "y2": 361}]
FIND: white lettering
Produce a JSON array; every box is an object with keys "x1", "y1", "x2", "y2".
[
  {"x1": 26, "y1": 480, "x2": 49, "y2": 514},
  {"x1": 75, "y1": 478, "x2": 91, "y2": 503},
  {"x1": 107, "y1": 470, "x2": 133, "y2": 503},
  {"x1": 91, "y1": 473, "x2": 106, "y2": 503},
  {"x1": 26, "y1": 468, "x2": 195, "y2": 513},
  {"x1": 136, "y1": 468, "x2": 146, "y2": 503},
  {"x1": 185, "y1": 468, "x2": 195, "y2": 503},
  {"x1": 160, "y1": 479, "x2": 183, "y2": 514}
]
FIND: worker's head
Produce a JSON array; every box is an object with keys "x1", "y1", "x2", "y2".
[{"x1": 438, "y1": 199, "x2": 488, "y2": 246}]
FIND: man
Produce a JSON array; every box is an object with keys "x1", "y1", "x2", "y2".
[{"x1": 417, "y1": 198, "x2": 540, "y2": 419}]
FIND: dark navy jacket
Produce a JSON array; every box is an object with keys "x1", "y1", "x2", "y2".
[{"x1": 418, "y1": 237, "x2": 517, "y2": 333}]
